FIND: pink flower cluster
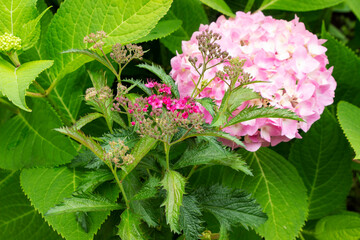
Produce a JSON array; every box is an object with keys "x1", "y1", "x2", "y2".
[{"x1": 170, "y1": 11, "x2": 336, "y2": 151}]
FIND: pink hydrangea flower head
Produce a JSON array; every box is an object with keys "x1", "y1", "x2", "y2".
[{"x1": 170, "y1": 11, "x2": 336, "y2": 151}]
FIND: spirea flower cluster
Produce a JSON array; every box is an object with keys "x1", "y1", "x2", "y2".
[
  {"x1": 170, "y1": 11, "x2": 336, "y2": 151},
  {"x1": 0, "y1": 33, "x2": 21, "y2": 52},
  {"x1": 113, "y1": 82, "x2": 204, "y2": 141}
]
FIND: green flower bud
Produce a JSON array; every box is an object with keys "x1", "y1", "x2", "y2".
[{"x1": 0, "y1": 33, "x2": 21, "y2": 52}]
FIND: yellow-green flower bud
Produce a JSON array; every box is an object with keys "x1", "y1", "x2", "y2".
[{"x1": 0, "y1": 33, "x2": 21, "y2": 52}]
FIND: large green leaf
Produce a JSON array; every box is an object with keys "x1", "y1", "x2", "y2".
[
  {"x1": 321, "y1": 27, "x2": 360, "y2": 107},
  {"x1": 180, "y1": 195, "x2": 203, "y2": 240},
  {"x1": 289, "y1": 110, "x2": 352, "y2": 219},
  {"x1": 315, "y1": 212, "x2": 360, "y2": 240},
  {"x1": 44, "y1": 0, "x2": 173, "y2": 85},
  {"x1": 173, "y1": 138, "x2": 252, "y2": 175},
  {"x1": 222, "y1": 148, "x2": 308, "y2": 240},
  {"x1": 0, "y1": 99, "x2": 77, "y2": 170},
  {"x1": 134, "y1": 19, "x2": 182, "y2": 43},
  {"x1": 160, "y1": 0, "x2": 208, "y2": 53},
  {"x1": 260, "y1": 0, "x2": 344, "y2": 11},
  {"x1": 346, "y1": 0, "x2": 360, "y2": 20},
  {"x1": 0, "y1": 170, "x2": 61, "y2": 240},
  {"x1": 0, "y1": 59, "x2": 53, "y2": 111},
  {"x1": 338, "y1": 101, "x2": 360, "y2": 159},
  {"x1": 0, "y1": 0, "x2": 37, "y2": 35},
  {"x1": 20, "y1": 167, "x2": 120, "y2": 240},
  {"x1": 161, "y1": 170, "x2": 186, "y2": 233},
  {"x1": 199, "y1": 0, "x2": 235, "y2": 17},
  {"x1": 195, "y1": 185, "x2": 267, "y2": 230},
  {"x1": 117, "y1": 209, "x2": 146, "y2": 240}
]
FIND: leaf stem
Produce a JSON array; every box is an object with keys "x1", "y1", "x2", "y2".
[
  {"x1": 186, "y1": 165, "x2": 198, "y2": 179},
  {"x1": 25, "y1": 91, "x2": 45, "y2": 98},
  {"x1": 111, "y1": 166, "x2": 130, "y2": 209},
  {"x1": 7, "y1": 52, "x2": 21, "y2": 67},
  {"x1": 164, "y1": 142, "x2": 171, "y2": 170}
]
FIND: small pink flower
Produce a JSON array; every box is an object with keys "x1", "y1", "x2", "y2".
[
  {"x1": 128, "y1": 109, "x2": 134, "y2": 114},
  {"x1": 131, "y1": 121, "x2": 136, "y2": 126}
]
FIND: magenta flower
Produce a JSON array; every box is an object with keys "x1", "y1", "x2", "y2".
[{"x1": 170, "y1": 11, "x2": 336, "y2": 151}]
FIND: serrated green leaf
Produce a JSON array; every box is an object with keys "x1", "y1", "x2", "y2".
[
  {"x1": 222, "y1": 148, "x2": 308, "y2": 240},
  {"x1": 117, "y1": 209, "x2": 146, "y2": 240},
  {"x1": 199, "y1": 0, "x2": 235, "y2": 17},
  {"x1": 161, "y1": 170, "x2": 186, "y2": 233},
  {"x1": 0, "y1": 170, "x2": 61, "y2": 240},
  {"x1": 73, "y1": 112, "x2": 104, "y2": 130},
  {"x1": 76, "y1": 169, "x2": 114, "y2": 193},
  {"x1": 0, "y1": 99, "x2": 77, "y2": 170},
  {"x1": 20, "y1": 7, "x2": 50, "y2": 51},
  {"x1": 121, "y1": 136, "x2": 158, "y2": 180},
  {"x1": 137, "y1": 63, "x2": 180, "y2": 98},
  {"x1": 260, "y1": 0, "x2": 343, "y2": 11},
  {"x1": 195, "y1": 185, "x2": 267, "y2": 230},
  {"x1": 225, "y1": 106, "x2": 303, "y2": 128},
  {"x1": 0, "y1": 0, "x2": 38, "y2": 36},
  {"x1": 21, "y1": 167, "x2": 120, "y2": 240},
  {"x1": 196, "y1": 98, "x2": 216, "y2": 117},
  {"x1": 321, "y1": 25, "x2": 360, "y2": 107},
  {"x1": 45, "y1": 0, "x2": 173, "y2": 87},
  {"x1": 132, "y1": 176, "x2": 161, "y2": 201},
  {"x1": 289, "y1": 110, "x2": 353, "y2": 219},
  {"x1": 180, "y1": 195, "x2": 204, "y2": 240},
  {"x1": 46, "y1": 193, "x2": 123, "y2": 216},
  {"x1": 134, "y1": 19, "x2": 182, "y2": 43},
  {"x1": 123, "y1": 78, "x2": 152, "y2": 96},
  {"x1": 123, "y1": 172, "x2": 161, "y2": 227},
  {"x1": 174, "y1": 138, "x2": 252, "y2": 175},
  {"x1": 338, "y1": 101, "x2": 360, "y2": 159},
  {"x1": 346, "y1": 0, "x2": 360, "y2": 20},
  {"x1": 0, "y1": 59, "x2": 53, "y2": 111},
  {"x1": 160, "y1": 0, "x2": 208, "y2": 53},
  {"x1": 184, "y1": 129, "x2": 246, "y2": 148},
  {"x1": 315, "y1": 212, "x2": 360, "y2": 240},
  {"x1": 227, "y1": 87, "x2": 261, "y2": 113}
]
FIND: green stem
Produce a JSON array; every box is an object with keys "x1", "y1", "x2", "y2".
[
  {"x1": 111, "y1": 167, "x2": 130, "y2": 209},
  {"x1": 33, "y1": 81, "x2": 47, "y2": 94},
  {"x1": 8, "y1": 52, "x2": 21, "y2": 67},
  {"x1": 187, "y1": 165, "x2": 198, "y2": 179},
  {"x1": 164, "y1": 142, "x2": 171, "y2": 170},
  {"x1": 244, "y1": 0, "x2": 255, "y2": 12},
  {"x1": 302, "y1": 229, "x2": 315, "y2": 236},
  {"x1": 26, "y1": 91, "x2": 45, "y2": 98}
]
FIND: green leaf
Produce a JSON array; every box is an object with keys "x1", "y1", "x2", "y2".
[
  {"x1": 76, "y1": 169, "x2": 114, "y2": 193},
  {"x1": 174, "y1": 138, "x2": 252, "y2": 175},
  {"x1": 315, "y1": 212, "x2": 360, "y2": 240},
  {"x1": 227, "y1": 87, "x2": 261, "y2": 113},
  {"x1": 73, "y1": 112, "x2": 104, "y2": 130},
  {"x1": 137, "y1": 63, "x2": 180, "y2": 98},
  {"x1": 161, "y1": 170, "x2": 186, "y2": 233},
  {"x1": 117, "y1": 209, "x2": 146, "y2": 240},
  {"x1": 0, "y1": 170, "x2": 61, "y2": 240},
  {"x1": 121, "y1": 136, "x2": 158, "y2": 180},
  {"x1": 20, "y1": 7, "x2": 51, "y2": 51},
  {"x1": 0, "y1": 59, "x2": 53, "y2": 111},
  {"x1": 160, "y1": 0, "x2": 208, "y2": 53},
  {"x1": 184, "y1": 129, "x2": 246, "y2": 148},
  {"x1": 224, "y1": 106, "x2": 303, "y2": 128},
  {"x1": 180, "y1": 195, "x2": 204, "y2": 240},
  {"x1": 46, "y1": 193, "x2": 123, "y2": 216},
  {"x1": 45, "y1": 0, "x2": 173, "y2": 86},
  {"x1": 132, "y1": 176, "x2": 161, "y2": 201},
  {"x1": 346, "y1": 0, "x2": 360, "y2": 20},
  {"x1": 260, "y1": 0, "x2": 344, "y2": 11},
  {"x1": 289, "y1": 110, "x2": 353, "y2": 219},
  {"x1": 0, "y1": 0, "x2": 38, "y2": 36},
  {"x1": 321, "y1": 25, "x2": 360, "y2": 107},
  {"x1": 123, "y1": 78, "x2": 152, "y2": 96},
  {"x1": 123, "y1": 172, "x2": 161, "y2": 227},
  {"x1": 196, "y1": 98, "x2": 216, "y2": 117},
  {"x1": 195, "y1": 185, "x2": 267, "y2": 230},
  {"x1": 222, "y1": 148, "x2": 308, "y2": 240},
  {"x1": 134, "y1": 19, "x2": 182, "y2": 43},
  {"x1": 338, "y1": 101, "x2": 360, "y2": 159},
  {"x1": 21, "y1": 167, "x2": 120, "y2": 240},
  {"x1": 0, "y1": 99, "x2": 77, "y2": 170},
  {"x1": 199, "y1": 0, "x2": 235, "y2": 17}
]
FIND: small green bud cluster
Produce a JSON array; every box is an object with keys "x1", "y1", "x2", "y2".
[
  {"x1": 110, "y1": 43, "x2": 144, "y2": 65},
  {"x1": 216, "y1": 57, "x2": 252, "y2": 85},
  {"x1": 104, "y1": 139, "x2": 135, "y2": 168},
  {"x1": 83, "y1": 31, "x2": 107, "y2": 49},
  {"x1": 85, "y1": 86, "x2": 113, "y2": 102},
  {"x1": 0, "y1": 33, "x2": 21, "y2": 52}
]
